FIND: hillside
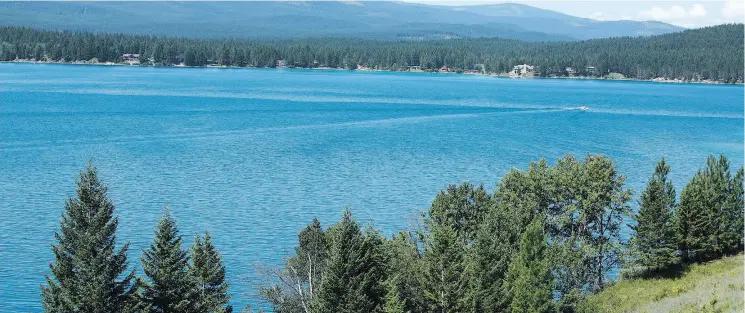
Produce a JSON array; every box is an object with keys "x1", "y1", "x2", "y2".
[
  {"x1": 0, "y1": 1, "x2": 683, "y2": 41},
  {"x1": 1, "y1": 23, "x2": 741, "y2": 82},
  {"x1": 583, "y1": 254, "x2": 744, "y2": 313}
]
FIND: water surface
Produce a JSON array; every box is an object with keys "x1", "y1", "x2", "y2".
[{"x1": 1, "y1": 63, "x2": 742, "y2": 311}]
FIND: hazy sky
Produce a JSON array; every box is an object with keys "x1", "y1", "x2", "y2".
[{"x1": 403, "y1": 0, "x2": 745, "y2": 28}]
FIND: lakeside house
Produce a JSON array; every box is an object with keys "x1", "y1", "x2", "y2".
[
  {"x1": 407, "y1": 65, "x2": 422, "y2": 72},
  {"x1": 439, "y1": 66, "x2": 449, "y2": 73},
  {"x1": 474, "y1": 63, "x2": 485, "y2": 74},
  {"x1": 276, "y1": 59, "x2": 287, "y2": 68},
  {"x1": 122, "y1": 53, "x2": 140, "y2": 65},
  {"x1": 511, "y1": 64, "x2": 535, "y2": 77},
  {"x1": 586, "y1": 66, "x2": 598, "y2": 75},
  {"x1": 566, "y1": 67, "x2": 576, "y2": 76}
]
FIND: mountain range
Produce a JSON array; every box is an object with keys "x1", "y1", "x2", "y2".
[{"x1": 0, "y1": 1, "x2": 685, "y2": 41}]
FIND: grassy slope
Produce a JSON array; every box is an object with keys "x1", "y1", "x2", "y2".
[{"x1": 585, "y1": 254, "x2": 744, "y2": 313}]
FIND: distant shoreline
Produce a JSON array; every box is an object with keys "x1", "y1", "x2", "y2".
[{"x1": 2, "y1": 59, "x2": 739, "y2": 85}]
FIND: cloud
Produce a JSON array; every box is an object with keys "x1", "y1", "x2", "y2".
[
  {"x1": 722, "y1": 0, "x2": 744, "y2": 19},
  {"x1": 639, "y1": 5, "x2": 687, "y2": 20},
  {"x1": 638, "y1": 3, "x2": 707, "y2": 21},
  {"x1": 689, "y1": 4, "x2": 707, "y2": 17},
  {"x1": 588, "y1": 11, "x2": 606, "y2": 21}
]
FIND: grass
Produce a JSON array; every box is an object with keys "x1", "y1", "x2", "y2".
[{"x1": 583, "y1": 254, "x2": 744, "y2": 313}]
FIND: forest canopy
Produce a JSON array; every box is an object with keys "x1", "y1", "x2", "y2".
[{"x1": 1, "y1": 24, "x2": 743, "y2": 83}]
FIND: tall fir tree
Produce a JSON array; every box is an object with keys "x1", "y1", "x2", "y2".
[
  {"x1": 312, "y1": 210, "x2": 387, "y2": 313},
  {"x1": 505, "y1": 217, "x2": 553, "y2": 313},
  {"x1": 629, "y1": 158, "x2": 679, "y2": 270},
  {"x1": 422, "y1": 223, "x2": 468, "y2": 313},
  {"x1": 140, "y1": 211, "x2": 196, "y2": 313},
  {"x1": 382, "y1": 232, "x2": 426, "y2": 313},
  {"x1": 41, "y1": 163, "x2": 137, "y2": 313},
  {"x1": 676, "y1": 155, "x2": 740, "y2": 262},
  {"x1": 466, "y1": 203, "x2": 520, "y2": 313},
  {"x1": 191, "y1": 233, "x2": 232, "y2": 313}
]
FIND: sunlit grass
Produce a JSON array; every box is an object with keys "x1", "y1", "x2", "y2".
[{"x1": 583, "y1": 254, "x2": 744, "y2": 313}]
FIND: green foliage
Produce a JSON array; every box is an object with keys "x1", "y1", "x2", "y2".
[
  {"x1": 41, "y1": 163, "x2": 138, "y2": 313},
  {"x1": 42, "y1": 155, "x2": 744, "y2": 313},
  {"x1": 191, "y1": 233, "x2": 232, "y2": 313},
  {"x1": 506, "y1": 217, "x2": 554, "y2": 313},
  {"x1": 260, "y1": 218, "x2": 330, "y2": 313},
  {"x1": 312, "y1": 210, "x2": 387, "y2": 313},
  {"x1": 422, "y1": 223, "x2": 468, "y2": 313},
  {"x1": 428, "y1": 182, "x2": 494, "y2": 245},
  {"x1": 140, "y1": 211, "x2": 196, "y2": 313},
  {"x1": 1, "y1": 24, "x2": 743, "y2": 82},
  {"x1": 629, "y1": 158, "x2": 679, "y2": 270},
  {"x1": 677, "y1": 155, "x2": 743, "y2": 262},
  {"x1": 467, "y1": 203, "x2": 520, "y2": 312},
  {"x1": 382, "y1": 232, "x2": 426, "y2": 313}
]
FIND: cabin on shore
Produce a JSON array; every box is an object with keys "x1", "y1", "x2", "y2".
[
  {"x1": 122, "y1": 53, "x2": 140, "y2": 65},
  {"x1": 566, "y1": 67, "x2": 576, "y2": 76},
  {"x1": 276, "y1": 59, "x2": 287, "y2": 68},
  {"x1": 407, "y1": 65, "x2": 422, "y2": 72}
]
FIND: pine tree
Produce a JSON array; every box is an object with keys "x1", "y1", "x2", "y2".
[
  {"x1": 422, "y1": 223, "x2": 468, "y2": 313},
  {"x1": 467, "y1": 204, "x2": 520, "y2": 313},
  {"x1": 676, "y1": 155, "x2": 739, "y2": 262},
  {"x1": 140, "y1": 211, "x2": 196, "y2": 313},
  {"x1": 505, "y1": 218, "x2": 553, "y2": 313},
  {"x1": 726, "y1": 167, "x2": 744, "y2": 250},
  {"x1": 428, "y1": 182, "x2": 493, "y2": 245},
  {"x1": 191, "y1": 233, "x2": 232, "y2": 313},
  {"x1": 676, "y1": 171, "x2": 711, "y2": 262},
  {"x1": 382, "y1": 232, "x2": 426, "y2": 313},
  {"x1": 629, "y1": 158, "x2": 679, "y2": 270},
  {"x1": 41, "y1": 163, "x2": 137, "y2": 313},
  {"x1": 312, "y1": 210, "x2": 387, "y2": 313}
]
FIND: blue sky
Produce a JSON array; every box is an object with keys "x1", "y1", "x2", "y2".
[{"x1": 404, "y1": 0, "x2": 745, "y2": 28}]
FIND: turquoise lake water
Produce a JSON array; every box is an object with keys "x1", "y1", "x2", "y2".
[{"x1": 0, "y1": 63, "x2": 743, "y2": 311}]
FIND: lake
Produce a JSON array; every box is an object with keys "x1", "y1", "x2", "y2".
[{"x1": 0, "y1": 63, "x2": 742, "y2": 311}]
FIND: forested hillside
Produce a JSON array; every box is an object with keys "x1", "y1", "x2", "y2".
[
  {"x1": 0, "y1": 1, "x2": 682, "y2": 40},
  {"x1": 1, "y1": 24, "x2": 742, "y2": 82}
]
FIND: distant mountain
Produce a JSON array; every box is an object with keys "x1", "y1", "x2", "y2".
[
  {"x1": 0, "y1": 1, "x2": 684, "y2": 41},
  {"x1": 452, "y1": 3, "x2": 684, "y2": 39}
]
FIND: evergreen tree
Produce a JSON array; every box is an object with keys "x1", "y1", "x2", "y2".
[
  {"x1": 677, "y1": 155, "x2": 743, "y2": 261},
  {"x1": 466, "y1": 203, "x2": 520, "y2": 313},
  {"x1": 293, "y1": 218, "x2": 328, "y2": 300},
  {"x1": 191, "y1": 233, "x2": 232, "y2": 313},
  {"x1": 676, "y1": 170, "x2": 712, "y2": 262},
  {"x1": 422, "y1": 223, "x2": 468, "y2": 313},
  {"x1": 727, "y1": 167, "x2": 744, "y2": 250},
  {"x1": 312, "y1": 211, "x2": 387, "y2": 313},
  {"x1": 428, "y1": 182, "x2": 493, "y2": 245},
  {"x1": 41, "y1": 163, "x2": 137, "y2": 313},
  {"x1": 140, "y1": 211, "x2": 196, "y2": 313},
  {"x1": 261, "y1": 218, "x2": 329, "y2": 313},
  {"x1": 505, "y1": 217, "x2": 553, "y2": 313},
  {"x1": 382, "y1": 232, "x2": 426, "y2": 313},
  {"x1": 629, "y1": 158, "x2": 679, "y2": 270}
]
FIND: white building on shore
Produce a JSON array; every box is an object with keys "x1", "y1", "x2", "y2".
[{"x1": 511, "y1": 64, "x2": 534, "y2": 77}]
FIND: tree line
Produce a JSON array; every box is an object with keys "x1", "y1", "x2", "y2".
[
  {"x1": 1, "y1": 24, "x2": 743, "y2": 83},
  {"x1": 42, "y1": 154, "x2": 743, "y2": 313}
]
